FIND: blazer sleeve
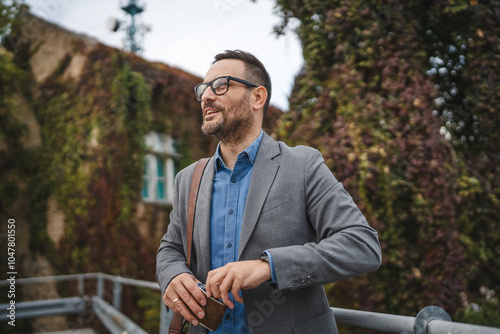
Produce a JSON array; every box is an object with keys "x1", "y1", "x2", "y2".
[
  {"x1": 268, "y1": 148, "x2": 382, "y2": 290},
  {"x1": 156, "y1": 167, "x2": 193, "y2": 295}
]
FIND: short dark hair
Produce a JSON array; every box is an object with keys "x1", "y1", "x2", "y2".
[{"x1": 213, "y1": 50, "x2": 272, "y2": 114}]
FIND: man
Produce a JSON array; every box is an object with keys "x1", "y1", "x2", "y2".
[{"x1": 156, "y1": 50, "x2": 382, "y2": 334}]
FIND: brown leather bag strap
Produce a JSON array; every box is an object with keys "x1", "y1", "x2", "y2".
[
  {"x1": 168, "y1": 158, "x2": 209, "y2": 334},
  {"x1": 186, "y1": 158, "x2": 209, "y2": 267},
  {"x1": 168, "y1": 313, "x2": 184, "y2": 334}
]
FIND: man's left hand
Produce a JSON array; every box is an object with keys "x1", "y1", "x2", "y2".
[{"x1": 205, "y1": 260, "x2": 271, "y2": 309}]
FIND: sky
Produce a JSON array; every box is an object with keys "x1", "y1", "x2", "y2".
[{"x1": 24, "y1": 0, "x2": 304, "y2": 110}]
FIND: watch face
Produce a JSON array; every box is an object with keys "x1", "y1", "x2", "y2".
[{"x1": 260, "y1": 253, "x2": 269, "y2": 263}]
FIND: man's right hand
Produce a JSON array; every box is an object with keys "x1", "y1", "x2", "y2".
[{"x1": 163, "y1": 273, "x2": 207, "y2": 326}]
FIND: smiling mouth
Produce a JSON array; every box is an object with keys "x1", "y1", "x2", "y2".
[
  {"x1": 206, "y1": 110, "x2": 218, "y2": 116},
  {"x1": 203, "y1": 101, "x2": 223, "y2": 119},
  {"x1": 204, "y1": 108, "x2": 221, "y2": 119}
]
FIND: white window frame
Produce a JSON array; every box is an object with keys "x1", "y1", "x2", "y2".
[{"x1": 141, "y1": 133, "x2": 176, "y2": 204}]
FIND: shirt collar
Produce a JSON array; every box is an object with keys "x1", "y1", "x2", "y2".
[{"x1": 214, "y1": 130, "x2": 264, "y2": 171}]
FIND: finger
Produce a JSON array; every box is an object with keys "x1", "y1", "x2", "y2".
[
  {"x1": 165, "y1": 274, "x2": 206, "y2": 321},
  {"x1": 212, "y1": 282, "x2": 222, "y2": 299},
  {"x1": 177, "y1": 281, "x2": 206, "y2": 320},
  {"x1": 171, "y1": 296, "x2": 199, "y2": 326},
  {"x1": 183, "y1": 276, "x2": 207, "y2": 307},
  {"x1": 165, "y1": 274, "x2": 205, "y2": 307},
  {"x1": 163, "y1": 289, "x2": 180, "y2": 309},
  {"x1": 206, "y1": 270, "x2": 225, "y2": 299},
  {"x1": 208, "y1": 277, "x2": 222, "y2": 299},
  {"x1": 231, "y1": 281, "x2": 244, "y2": 304},
  {"x1": 162, "y1": 290, "x2": 171, "y2": 307},
  {"x1": 219, "y1": 272, "x2": 235, "y2": 309},
  {"x1": 205, "y1": 271, "x2": 214, "y2": 297}
]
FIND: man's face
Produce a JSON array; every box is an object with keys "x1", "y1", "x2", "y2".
[{"x1": 200, "y1": 59, "x2": 254, "y2": 144}]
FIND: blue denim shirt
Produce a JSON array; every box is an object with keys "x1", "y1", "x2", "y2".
[{"x1": 209, "y1": 131, "x2": 269, "y2": 333}]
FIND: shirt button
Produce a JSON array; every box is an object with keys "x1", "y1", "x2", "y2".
[
  {"x1": 227, "y1": 243, "x2": 232, "y2": 248},
  {"x1": 232, "y1": 177, "x2": 237, "y2": 183},
  {"x1": 229, "y1": 209, "x2": 234, "y2": 215},
  {"x1": 225, "y1": 313, "x2": 231, "y2": 320}
]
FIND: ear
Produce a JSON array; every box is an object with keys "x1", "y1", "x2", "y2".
[{"x1": 251, "y1": 86, "x2": 267, "y2": 112}]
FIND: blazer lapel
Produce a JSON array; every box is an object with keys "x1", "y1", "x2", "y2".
[
  {"x1": 238, "y1": 134, "x2": 281, "y2": 259},
  {"x1": 194, "y1": 157, "x2": 215, "y2": 278}
]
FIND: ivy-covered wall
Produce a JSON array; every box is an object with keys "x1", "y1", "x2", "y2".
[
  {"x1": 273, "y1": 0, "x2": 500, "y2": 328},
  {"x1": 0, "y1": 5, "x2": 218, "y2": 331}
]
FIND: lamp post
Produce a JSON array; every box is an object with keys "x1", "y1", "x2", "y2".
[{"x1": 107, "y1": 0, "x2": 150, "y2": 54}]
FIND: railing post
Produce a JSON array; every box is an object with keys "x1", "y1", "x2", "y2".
[
  {"x1": 78, "y1": 275, "x2": 84, "y2": 296},
  {"x1": 414, "y1": 306, "x2": 451, "y2": 334},
  {"x1": 113, "y1": 276, "x2": 122, "y2": 310},
  {"x1": 97, "y1": 273, "x2": 104, "y2": 298}
]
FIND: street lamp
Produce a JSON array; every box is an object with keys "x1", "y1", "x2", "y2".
[{"x1": 107, "y1": 0, "x2": 150, "y2": 54}]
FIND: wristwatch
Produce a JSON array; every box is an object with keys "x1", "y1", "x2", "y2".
[
  {"x1": 260, "y1": 251, "x2": 275, "y2": 283},
  {"x1": 260, "y1": 252, "x2": 270, "y2": 263}
]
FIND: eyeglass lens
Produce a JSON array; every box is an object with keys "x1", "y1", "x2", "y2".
[
  {"x1": 212, "y1": 77, "x2": 229, "y2": 94},
  {"x1": 196, "y1": 77, "x2": 231, "y2": 100}
]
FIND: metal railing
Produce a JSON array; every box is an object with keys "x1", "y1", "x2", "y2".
[
  {"x1": 1, "y1": 273, "x2": 499, "y2": 334},
  {"x1": 1, "y1": 273, "x2": 160, "y2": 333},
  {"x1": 332, "y1": 305, "x2": 500, "y2": 334}
]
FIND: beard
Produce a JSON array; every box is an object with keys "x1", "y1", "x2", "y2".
[{"x1": 201, "y1": 94, "x2": 254, "y2": 145}]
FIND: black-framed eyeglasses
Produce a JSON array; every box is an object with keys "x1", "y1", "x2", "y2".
[{"x1": 194, "y1": 76, "x2": 258, "y2": 101}]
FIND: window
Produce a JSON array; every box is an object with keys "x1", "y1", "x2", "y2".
[{"x1": 141, "y1": 133, "x2": 178, "y2": 204}]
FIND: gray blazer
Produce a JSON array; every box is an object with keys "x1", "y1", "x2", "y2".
[{"x1": 157, "y1": 133, "x2": 382, "y2": 334}]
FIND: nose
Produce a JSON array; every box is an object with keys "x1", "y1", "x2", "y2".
[{"x1": 201, "y1": 85, "x2": 216, "y2": 103}]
